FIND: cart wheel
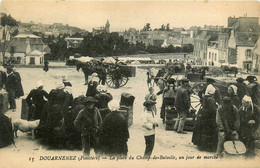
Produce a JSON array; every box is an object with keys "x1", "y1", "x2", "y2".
[
  {"x1": 213, "y1": 69, "x2": 223, "y2": 76},
  {"x1": 106, "y1": 74, "x2": 115, "y2": 88},
  {"x1": 190, "y1": 94, "x2": 201, "y2": 115},
  {"x1": 191, "y1": 82, "x2": 206, "y2": 95},
  {"x1": 120, "y1": 76, "x2": 129, "y2": 87},
  {"x1": 190, "y1": 82, "x2": 206, "y2": 113}
]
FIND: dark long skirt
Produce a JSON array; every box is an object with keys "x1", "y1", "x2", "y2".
[{"x1": 192, "y1": 108, "x2": 218, "y2": 152}]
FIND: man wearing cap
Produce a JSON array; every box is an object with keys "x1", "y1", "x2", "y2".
[
  {"x1": 174, "y1": 78, "x2": 191, "y2": 134},
  {"x1": 216, "y1": 97, "x2": 240, "y2": 157},
  {"x1": 239, "y1": 95, "x2": 260, "y2": 158},
  {"x1": 74, "y1": 97, "x2": 102, "y2": 156},
  {"x1": 141, "y1": 100, "x2": 158, "y2": 157},
  {"x1": 5, "y1": 67, "x2": 18, "y2": 111},
  {"x1": 26, "y1": 80, "x2": 49, "y2": 121},
  {"x1": 235, "y1": 77, "x2": 248, "y2": 103},
  {"x1": 246, "y1": 75, "x2": 260, "y2": 107}
]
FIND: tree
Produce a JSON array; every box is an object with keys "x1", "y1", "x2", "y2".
[
  {"x1": 46, "y1": 35, "x2": 68, "y2": 60},
  {"x1": 1, "y1": 14, "x2": 18, "y2": 27},
  {"x1": 159, "y1": 24, "x2": 165, "y2": 31},
  {"x1": 142, "y1": 23, "x2": 151, "y2": 31},
  {"x1": 71, "y1": 32, "x2": 83, "y2": 38},
  {"x1": 0, "y1": 14, "x2": 18, "y2": 64},
  {"x1": 166, "y1": 23, "x2": 170, "y2": 31}
]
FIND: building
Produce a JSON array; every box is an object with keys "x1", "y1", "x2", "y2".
[
  {"x1": 228, "y1": 30, "x2": 259, "y2": 70},
  {"x1": 227, "y1": 16, "x2": 260, "y2": 70},
  {"x1": 122, "y1": 28, "x2": 140, "y2": 44},
  {"x1": 3, "y1": 33, "x2": 50, "y2": 65},
  {"x1": 139, "y1": 31, "x2": 154, "y2": 46},
  {"x1": 228, "y1": 16, "x2": 259, "y2": 32},
  {"x1": 217, "y1": 32, "x2": 230, "y2": 64},
  {"x1": 92, "y1": 20, "x2": 110, "y2": 35},
  {"x1": 252, "y1": 37, "x2": 260, "y2": 72},
  {"x1": 193, "y1": 30, "x2": 219, "y2": 65},
  {"x1": 207, "y1": 41, "x2": 219, "y2": 66},
  {"x1": 151, "y1": 30, "x2": 171, "y2": 47},
  {"x1": 25, "y1": 49, "x2": 44, "y2": 65},
  {"x1": 65, "y1": 37, "x2": 84, "y2": 48}
]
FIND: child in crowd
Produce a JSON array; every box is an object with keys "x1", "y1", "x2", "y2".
[
  {"x1": 141, "y1": 100, "x2": 158, "y2": 157},
  {"x1": 145, "y1": 87, "x2": 157, "y2": 115}
]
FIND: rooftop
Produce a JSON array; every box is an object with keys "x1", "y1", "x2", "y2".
[
  {"x1": 235, "y1": 32, "x2": 259, "y2": 47},
  {"x1": 14, "y1": 34, "x2": 41, "y2": 39}
]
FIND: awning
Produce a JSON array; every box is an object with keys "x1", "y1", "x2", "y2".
[{"x1": 243, "y1": 60, "x2": 252, "y2": 64}]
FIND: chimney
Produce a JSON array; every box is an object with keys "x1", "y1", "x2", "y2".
[{"x1": 190, "y1": 31, "x2": 194, "y2": 38}]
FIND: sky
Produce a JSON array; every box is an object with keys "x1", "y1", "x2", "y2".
[{"x1": 0, "y1": 0, "x2": 260, "y2": 32}]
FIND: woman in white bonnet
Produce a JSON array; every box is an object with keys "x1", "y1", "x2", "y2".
[
  {"x1": 239, "y1": 95, "x2": 260, "y2": 158},
  {"x1": 228, "y1": 84, "x2": 241, "y2": 109},
  {"x1": 192, "y1": 82, "x2": 218, "y2": 152},
  {"x1": 26, "y1": 80, "x2": 49, "y2": 121}
]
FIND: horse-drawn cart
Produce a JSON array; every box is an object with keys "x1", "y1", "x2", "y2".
[{"x1": 105, "y1": 64, "x2": 135, "y2": 88}]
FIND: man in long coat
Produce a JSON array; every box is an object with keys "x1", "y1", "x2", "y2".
[
  {"x1": 13, "y1": 68, "x2": 24, "y2": 98},
  {"x1": 74, "y1": 97, "x2": 102, "y2": 156},
  {"x1": 174, "y1": 78, "x2": 191, "y2": 134},
  {"x1": 5, "y1": 67, "x2": 18, "y2": 111}
]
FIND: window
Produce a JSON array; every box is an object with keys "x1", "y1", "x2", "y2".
[
  {"x1": 219, "y1": 40, "x2": 222, "y2": 48},
  {"x1": 29, "y1": 57, "x2": 35, "y2": 65},
  {"x1": 246, "y1": 49, "x2": 252, "y2": 58},
  {"x1": 215, "y1": 53, "x2": 217, "y2": 61},
  {"x1": 209, "y1": 52, "x2": 211, "y2": 59},
  {"x1": 10, "y1": 46, "x2": 15, "y2": 53},
  {"x1": 203, "y1": 52, "x2": 206, "y2": 59}
]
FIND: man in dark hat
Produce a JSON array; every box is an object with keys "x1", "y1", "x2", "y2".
[
  {"x1": 216, "y1": 97, "x2": 240, "y2": 157},
  {"x1": 141, "y1": 100, "x2": 158, "y2": 157},
  {"x1": 246, "y1": 75, "x2": 260, "y2": 106},
  {"x1": 235, "y1": 77, "x2": 248, "y2": 103},
  {"x1": 74, "y1": 97, "x2": 102, "y2": 156},
  {"x1": 5, "y1": 66, "x2": 18, "y2": 112},
  {"x1": 174, "y1": 78, "x2": 191, "y2": 134}
]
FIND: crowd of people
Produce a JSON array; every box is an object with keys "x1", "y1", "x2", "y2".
[
  {"x1": 28, "y1": 75, "x2": 130, "y2": 157},
  {"x1": 192, "y1": 76, "x2": 260, "y2": 158},
  {"x1": 147, "y1": 61, "x2": 259, "y2": 158}
]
